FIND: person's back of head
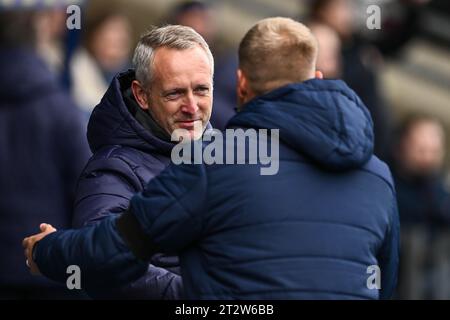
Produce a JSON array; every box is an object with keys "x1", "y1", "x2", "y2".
[{"x1": 237, "y1": 17, "x2": 318, "y2": 104}]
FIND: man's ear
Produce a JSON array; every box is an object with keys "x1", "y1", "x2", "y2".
[
  {"x1": 315, "y1": 70, "x2": 324, "y2": 79},
  {"x1": 131, "y1": 80, "x2": 150, "y2": 110},
  {"x1": 237, "y1": 68, "x2": 249, "y2": 102}
]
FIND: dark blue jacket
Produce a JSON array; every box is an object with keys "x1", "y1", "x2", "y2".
[
  {"x1": 69, "y1": 70, "x2": 182, "y2": 299},
  {"x1": 0, "y1": 48, "x2": 91, "y2": 288},
  {"x1": 34, "y1": 79, "x2": 399, "y2": 299}
]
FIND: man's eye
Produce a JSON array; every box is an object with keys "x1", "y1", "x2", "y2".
[
  {"x1": 165, "y1": 92, "x2": 181, "y2": 100},
  {"x1": 195, "y1": 87, "x2": 209, "y2": 95}
]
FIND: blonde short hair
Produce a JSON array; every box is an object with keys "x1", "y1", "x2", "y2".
[{"x1": 239, "y1": 17, "x2": 318, "y2": 95}]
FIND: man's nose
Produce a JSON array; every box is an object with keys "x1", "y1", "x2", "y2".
[{"x1": 181, "y1": 91, "x2": 199, "y2": 114}]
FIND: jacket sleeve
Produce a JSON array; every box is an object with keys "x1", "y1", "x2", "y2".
[
  {"x1": 377, "y1": 197, "x2": 400, "y2": 300},
  {"x1": 129, "y1": 162, "x2": 208, "y2": 255},
  {"x1": 87, "y1": 264, "x2": 183, "y2": 300},
  {"x1": 55, "y1": 155, "x2": 182, "y2": 298},
  {"x1": 72, "y1": 156, "x2": 142, "y2": 228},
  {"x1": 33, "y1": 215, "x2": 148, "y2": 289}
]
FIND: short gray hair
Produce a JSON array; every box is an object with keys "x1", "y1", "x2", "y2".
[{"x1": 132, "y1": 25, "x2": 214, "y2": 87}]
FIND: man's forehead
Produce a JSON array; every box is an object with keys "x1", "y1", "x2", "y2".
[
  {"x1": 153, "y1": 46, "x2": 211, "y2": 71},
  {"x1": 152, "y1": 46, "x2": 212, "y2": 86}
]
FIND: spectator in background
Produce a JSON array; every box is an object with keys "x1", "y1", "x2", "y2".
[
  {"x1": 392, "y1": 115, "x2": 450, "y2": 299},
  {"x1": 309, "y1": 0, "x2": 392, "y2": 160},
  {"x1": 392, "y1": 115, "x2": 450, "y2": 226},
  {"x1": 168, "y1": 1, "x2": 237, "y2": 131},
  {"x1": 309, "y1": 23, "x2": 342, "y2": 79},
  {"x1": 0, "y1": 10, "x2": 91, "y2": 299},
  {"x1": 170, "y1": 0, "x2": 216, "y2": 44},
  {"x1": 34, "y1": 7, "x2": 68, "y2": 76},
  {"x1": 70, "y1": 9, "x2": 132, "y2": 114}
]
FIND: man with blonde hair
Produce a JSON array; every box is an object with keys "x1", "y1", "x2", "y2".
[
  {"x1": 238, "y1": 17, "x2": 319, "y2": 97},
  {"x1": 25, "y1": 18, "x2": 398, "y2": 300}
]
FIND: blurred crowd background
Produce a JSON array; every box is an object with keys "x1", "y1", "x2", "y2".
[{"x1": 1, "y1": 0, "x2": 450, "y2": 299}]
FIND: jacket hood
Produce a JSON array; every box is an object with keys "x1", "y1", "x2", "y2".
[
  {"x1": 87, "y1": 70, "x2": 175, "y2": 155},
  {"x1": 228, "y1": 79, "x2": 374, "y2": 171},
  {"x1": 0, "y1": 48, "x2": 59, "y2": 103}
]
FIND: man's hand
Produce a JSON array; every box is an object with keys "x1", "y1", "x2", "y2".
[{"x1": 22, "y1": 223, "x2": 57, "y2": 275}]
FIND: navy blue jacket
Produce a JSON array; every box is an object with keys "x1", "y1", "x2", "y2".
[
  {"x1": 0, "y1": 48, "x2": 90, "y2": 288},
  {"x1": 69, "y1": 70, "x2": 182, "y2": 299},
  {"x1": 34, "y1": 79, "x2": 399, "y2": 299}
]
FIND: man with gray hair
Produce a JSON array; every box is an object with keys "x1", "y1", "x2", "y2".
[
  {"x1": 25, "y1": 18, "x2": 398, "y2": 300},
  {"x1": 22, "y1": 25, "x2": 214, "y2": 299}
]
